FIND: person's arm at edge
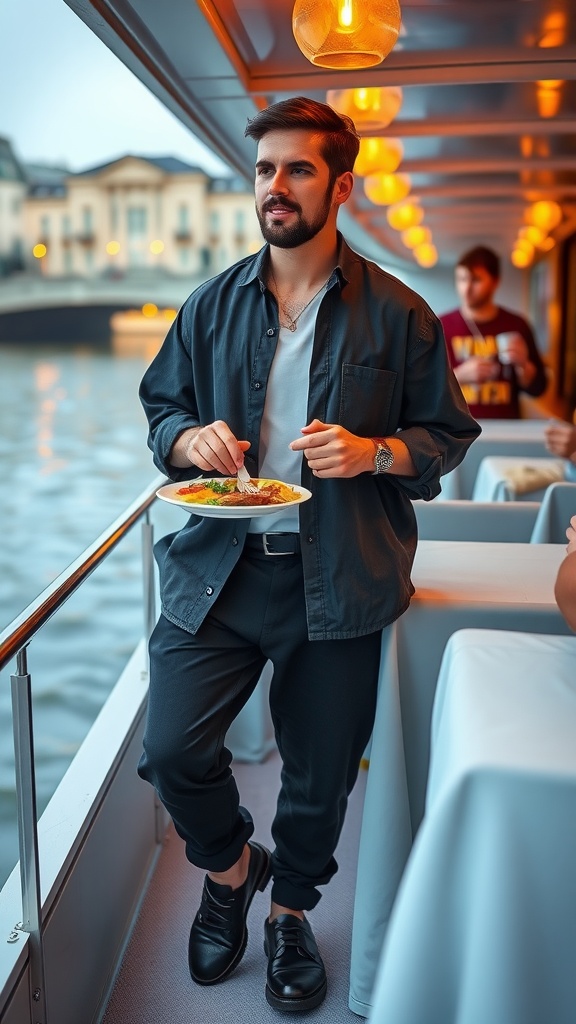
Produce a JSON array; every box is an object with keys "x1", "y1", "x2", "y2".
[{"x1": 554, "y1": 550, "x2": 576, "y2": 631}]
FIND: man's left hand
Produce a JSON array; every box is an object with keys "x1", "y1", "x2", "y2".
[{"x1": 290, "y1": 419, "x2": 373, "y2": 478}]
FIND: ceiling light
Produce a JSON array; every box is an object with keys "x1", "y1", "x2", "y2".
[
  {"x1": 525, "y1": 200, "x2": 562, "y2": 232},
  {"x1": 413, "y1": 242, "x2": 438, "y2": 268},
  {"x1": 511, "y1": 248, "x2": 532, "y2": 268},
  {"x1": 354, "y1": 137, "x2": 404, "y2": 176},
  {"x1": 386, "y1": 200, "x2": 423, "y2": 230},
  {"x1": 327, "y1": 86, "x2": 403, "y2": 131},
  {"x1": 401, "y1": 225, "x2": 431, "y2": 249},
  {"x1": 293, "y1": 0, "x2": 402, "y2": 69},
  {"x1": 364, "y1": 172, "x2": 411, "y2": 205}
]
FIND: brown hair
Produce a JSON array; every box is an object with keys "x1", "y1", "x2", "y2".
[
  {"x1": 457, "y1": 245, "x2": 501, "y2": 279},
  {"x1": 245, "y1": 96, "x2": 360, "y2": 183}
]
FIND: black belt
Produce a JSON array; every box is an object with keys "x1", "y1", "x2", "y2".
[{"x1": 244, "y1": 532, "x2": 301, "y2": 556}]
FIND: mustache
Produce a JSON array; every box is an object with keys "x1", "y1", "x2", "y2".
[{"x1": 262, "y1": 197, "x2": 301, "y2": 215}]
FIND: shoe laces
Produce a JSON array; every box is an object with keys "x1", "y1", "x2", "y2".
[{"x1": 198, "y1": 885, "x2": 236, "y2": 932}]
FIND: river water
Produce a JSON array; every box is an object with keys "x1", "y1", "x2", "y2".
[{"x1": 0, "y1": 343, "x2": 178, "y2": 887}]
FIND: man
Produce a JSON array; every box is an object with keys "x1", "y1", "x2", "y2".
[
  {"x1": 440, "y1": 245, "x2": 547, "y2": 418},
  {"x1": 138, "y1": 96, "x2": 479, "y2": 1013}
]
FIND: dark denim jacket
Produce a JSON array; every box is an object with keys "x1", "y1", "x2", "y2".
[{"x1": 140, "y1": 236, "x2": 480, "y2": 640}]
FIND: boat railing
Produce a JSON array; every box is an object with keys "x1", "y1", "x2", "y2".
[{"x1": 0, "y1": 473, "x2": 166, "y2": 1023}]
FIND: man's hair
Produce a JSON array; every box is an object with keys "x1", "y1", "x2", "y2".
[
  {"x1": 244, "y1": 96, "x2": 360, "y2": 182},
  {"x1": 456, "y1": 245, "x2": 500, "y2": 280}
]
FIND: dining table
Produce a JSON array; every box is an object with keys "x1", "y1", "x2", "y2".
[
  {"x1": 348, "y1": 539, "x2": 573, "y2": 1017},
  {"x1": 440, "y1": 418, "x2": 550, "y2": 500},
  {"x1": 367, "y1": 627, "x2": 576, "y2": 1024}
]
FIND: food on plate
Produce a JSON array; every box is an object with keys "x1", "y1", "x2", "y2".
[{"x1": 175, "y1": 478, "x2": 301, "y2": 507}]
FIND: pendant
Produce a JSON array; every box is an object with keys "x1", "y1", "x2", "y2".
[{"x1": 288, "y1": 322, "x2": 297, "y2": 332}]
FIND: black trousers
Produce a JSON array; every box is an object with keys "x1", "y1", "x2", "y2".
[{"x1": 138, "y1": 538, "x2": 382, "y2": 910}]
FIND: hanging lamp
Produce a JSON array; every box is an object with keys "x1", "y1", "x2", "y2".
[
  {"x1": 327, "y1": 86, "x2": 403, "y2": 131},
  {"x1": 525, "y1": 200, "x2": 562, "y2": 232},
  {"x1": 401, "y1": 225, "x2": 431, "y2": 249},
  {"x1": 355, "y1": 137, "x2": 404, "y2": 176},
  {"x1": 364, "y1": 172, "x2": 411, "y2": 205},
  {"x1": 386, "y1": 199, "x2": 423, "y2": 231},
  {"x1": 511, "y1": 248, "x2": 532, "y2": 268},
  {"x1": 293, "y1": 0, "x2": 402, "y2": 69},
  {"x1": 413, "y1": 242, "x2": 438, "y2": 268}
]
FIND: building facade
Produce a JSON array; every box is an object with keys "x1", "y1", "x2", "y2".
[
  {"x1": 22, "y1": 154, "x2": 262, "y2": 278},
  {"x1": 0, "y1": 138, "x2": 27, "y2": 275}
]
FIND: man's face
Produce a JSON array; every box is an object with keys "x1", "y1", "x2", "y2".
[
  {"x1": 455, "y1": 264, "x2": 499, "y2": 311},
  {"x1": 254, "y1": 129, "x2": 340, "y2": 248}
]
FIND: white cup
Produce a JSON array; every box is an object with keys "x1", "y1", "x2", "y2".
[{"x1": 495, "y1": 331, "x2": 521, "y2": 364}]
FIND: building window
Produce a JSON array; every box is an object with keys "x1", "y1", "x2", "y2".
[
  {"x1": 82, "y1": 207, "x2": 93, "y2": 234},
  {"x1": 234, "y1": 209, "x2": 245, "y2": 233},
  {"x1": 62, "y1": 215, "x2": 72, "y2": 239},
  {"x1": 127, "y1": 206, "x2": 147, "y2": 236},
  {"x1": 179, "y1": 246, "x2": 190, "y2": 268},
  {"x1": 63, "y1": 248, "x2": 73, "y2": 274},
  {"x1": 178, "y1": 205, "x2": 189, "y2": 231},
  {"x1": 209, "y1": 210, "x2": 220, "y2": 235},
  {"x1": 40, "y1": 215, "x2": 50, "y2": 238}
]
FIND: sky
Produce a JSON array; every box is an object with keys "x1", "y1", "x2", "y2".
[{"x1": 0, "y1": 0, "x2": 229, "y2": 175}]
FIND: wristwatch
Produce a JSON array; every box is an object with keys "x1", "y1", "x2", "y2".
[{"x1": 372, "y1": 438, "x2": 394, "y2": 474}]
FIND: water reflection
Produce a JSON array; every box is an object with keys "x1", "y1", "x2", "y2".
[{"x1": 0, "y1": 344, "x2": 172, "y2": 887}]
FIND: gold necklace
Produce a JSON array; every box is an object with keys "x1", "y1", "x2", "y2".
[{"x1": 269, "y1": 266, "x2": 329, "y2": 332}]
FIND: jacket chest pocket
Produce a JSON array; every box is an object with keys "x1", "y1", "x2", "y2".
[{"x1": 339, "y1": 363, "x2": 397, "y2": 435}]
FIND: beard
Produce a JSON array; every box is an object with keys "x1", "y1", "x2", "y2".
[{"x1": 256, "y1": 189, "x2": 333, "y2": 248}]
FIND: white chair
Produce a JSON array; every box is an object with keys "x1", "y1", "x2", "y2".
[
  {"x1": 413, "y1": 499, "x2": 540, "y2": 542},
  {"x1": 471, "y1": 455, "x2": 566, "y2": 502},
  {"x1": 529, "y1": 482, "x2": 576, "y2": 543}
]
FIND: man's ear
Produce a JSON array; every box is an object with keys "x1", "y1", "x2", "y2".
[{"x1": 333, "y1": 171, "x2": 354, "y2": 207}]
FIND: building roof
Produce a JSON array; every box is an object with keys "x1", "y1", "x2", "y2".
[
  {"x1": 24, "y1": 162, "x2": 70, "y2": 198},
  {"x1": 0, "y1": 137, "x2": 27, "y2": 184},
  {"x1": 75, "y1": 154, "x2": 211, "y2": 177}
]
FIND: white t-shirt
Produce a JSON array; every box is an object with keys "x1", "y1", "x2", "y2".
[{"x1": 248, "y1": 286, "x2": 326, "y2": 534}]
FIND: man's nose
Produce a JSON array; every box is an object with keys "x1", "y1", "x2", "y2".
[{"x1": 268, "y1": 172, "x2": 289, "y2": 195}]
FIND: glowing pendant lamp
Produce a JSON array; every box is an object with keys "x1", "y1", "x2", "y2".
[
  {"x1": 519, "y1": 225, "x2": 547, "y2": 247},
  {"x1": 401, "y1": 225, "x2": 431, "y2": 249},
  {"x1": 327, "y1": 86, "x2": 403, "y2": 131},
  {"x1": 364, "y1": 172, "x2": 411, "y2": 205},
  {"x1": 413, "y1": 242, "x2": 438, "y2": 268},
  {"x1": 525, "y1": 200, "x2": 562, "y2": 232},
  {"x1": 386, "y1": 199, "x2": 423, "y2": 231},
  {"x1": 293, "y1": 0, "x2": 402, "y2": 69},
  {"x1": 355, "y1": 137, "x2": 404, "y2": 176},
  {"x1": 511, "y1": 248, "x2": 533, "y2": 268}
]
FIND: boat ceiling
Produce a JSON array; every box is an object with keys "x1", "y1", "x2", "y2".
[{"x1": 65, "y1": 0, "x2": 576, "y2": 269}]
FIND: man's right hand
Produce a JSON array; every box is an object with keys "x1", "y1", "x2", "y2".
[
  {"x1": 454, "y1": 356, "x2": 500, "y2": 384},
  {"x1": 171, "y1": 421, "x2": 250, "y2": 474}
]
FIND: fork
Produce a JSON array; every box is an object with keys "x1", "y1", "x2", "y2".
[{"x1": 236, "y1": 463, "x2": 259, "y2": 494}]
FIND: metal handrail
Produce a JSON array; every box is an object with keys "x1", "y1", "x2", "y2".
[
  {"x1": 0, "y1": 474, "x2": 166, "y2": 674},
  {"x1": 1, "y1": 472, "x2": 166, "y2": 1024}
]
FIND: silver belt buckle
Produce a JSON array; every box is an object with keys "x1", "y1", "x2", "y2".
[{"x1": 262, "y1": 532, "x2": 292, "y2": 556}]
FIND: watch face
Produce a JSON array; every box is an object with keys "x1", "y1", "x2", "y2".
[{"x1": 375, "y1": 443, "x2": 394, "y2": 473}]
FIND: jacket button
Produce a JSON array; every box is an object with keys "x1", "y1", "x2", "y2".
[
  {"x1": 232, "y1": 537, "x2": 238, "y2": 546},
  {"x1": 307, "y1": 535, "x2": 314, "y2": 543},
  {"x1": 254, "y1": 381, "x2": 261, "y2": 389},
  {"x1": 267, "y1": 328, "x2": 275, "y2": 336},
  {"x1": 206, "y1": 586, "x2": 214, "y2": 596}
]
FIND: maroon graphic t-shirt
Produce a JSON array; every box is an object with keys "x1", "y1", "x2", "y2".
[{"x1": 439, "y1": 307, "x2": 547, "y2": 419}]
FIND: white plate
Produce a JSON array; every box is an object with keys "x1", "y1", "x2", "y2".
[{"x1": 156, "y1": 478, "x2": 312, "y2": 519}]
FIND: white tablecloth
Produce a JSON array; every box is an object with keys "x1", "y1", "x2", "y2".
[
  {"x1": 349, "y1": 541, "x2": 572, "y2": 1016},
  {"x1": 441, "y1": 419, "x2": 549, "y2": 500},
  {"x1": 368, "y1": 627, "x2": 576, "y2": 1024},
  {"x1": 471, "y1": 455, "x2": 566, "y2": 502}
]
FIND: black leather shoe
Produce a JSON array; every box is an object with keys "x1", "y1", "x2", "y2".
[
  {"x1": 264, "y1": 914, "x2": 327, "y2": 1012},
  {"x1": 188, "y1": 841, "x2": 272, "y2": 985}
]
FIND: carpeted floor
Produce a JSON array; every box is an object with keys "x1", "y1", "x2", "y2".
[{"x1": 101, "y1": 750, "x2": 367, "y2": 1024}]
